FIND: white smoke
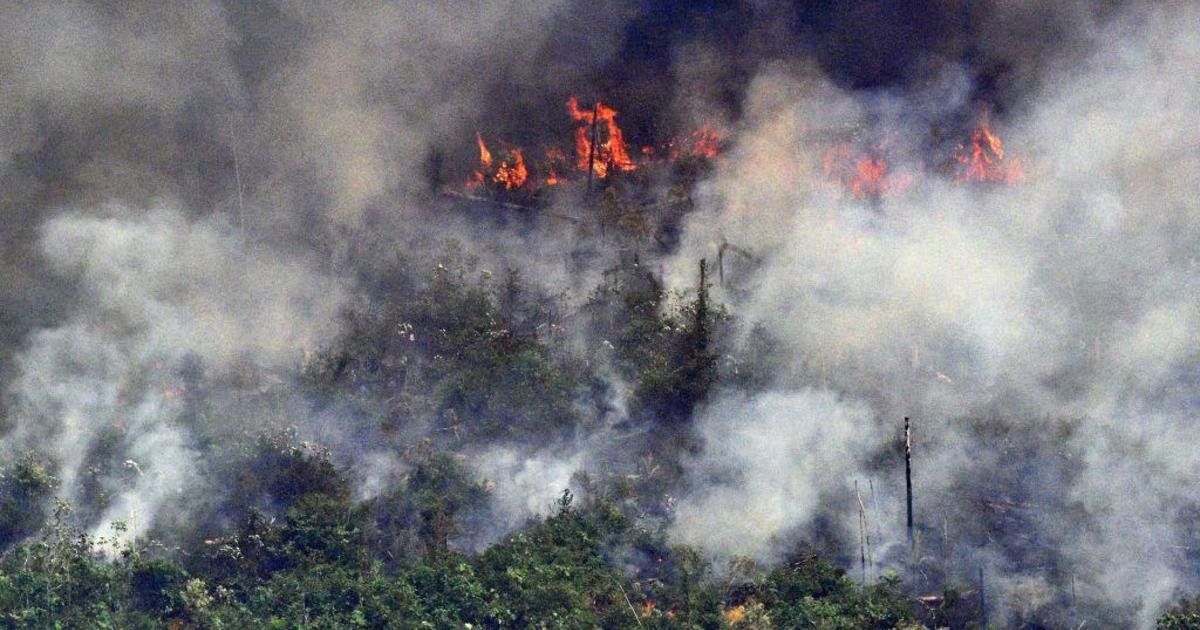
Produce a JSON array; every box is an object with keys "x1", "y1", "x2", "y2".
[
  {"x1": 476, "y1": 445, "x2": 585, "y2": 531},
  {"x1": 671, "y1": 390, "x2": 879, "y2": 562},
  {"x1": 0, "y1": 1, "x2": 1195, "y2": 624},
  {"x1": 5, "y1": 206, "x2": 347, "y2": 543},
  {"x1": 666, "y1": 2, "x2": 1200, "y2": 623}
]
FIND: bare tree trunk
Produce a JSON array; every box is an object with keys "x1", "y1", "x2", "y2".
[
  {"x1": 855, "y1": 480, "x2": 872, "y2": 582},
  {"x1": 905, "y1": 417, "x2": 914, "y2": 552},
  {"x1": 586, "y1": 102, "x2": 599, "y2": 195}
]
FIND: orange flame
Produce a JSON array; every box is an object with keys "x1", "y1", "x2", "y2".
[
  {"x1": 822, "y1": 143, "x2": 911, "y2": 199},
  {"x1": 567, "y1": 97, "x2": 638, "y2": 178},
  {"x1": 461, "y1": 104, "x2": 721, "y2": 194},
  {"x1": 476, "y1": 132, "x2": 492, "y2": 168},
  {"x1": 494, "y1": 147, "x2": 527, "y2": 190},
  {"x1": 689, "y1": 125, "x2": 721, "y2": 159},
  {"x1": 466, "y1": 133, "x2": 528, "y2": 190},
  {"x1": 953, "y1": 111, "x2": 1025, "y2": 184},
  {"x1": 466, "y1": 132, "x2": 492, "y2": 190},
  {"x1": 544, "y1": 146, "x2": 567, "y2": 186}
]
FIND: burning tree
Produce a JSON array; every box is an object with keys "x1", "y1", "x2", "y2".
[
  {"x1": 953, "y1": 109, "x2": 1025, "y2": 184},
  {"x1": 567, "y1": 97, "x2": 639, "y2": 179},
  {"x1": 457, "y1": 96, "x2": 724, "y2": 199}
]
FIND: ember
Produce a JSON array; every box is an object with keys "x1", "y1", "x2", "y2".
[{"x1": 689, "y1": 125, "x2": 721, "y2": 159}]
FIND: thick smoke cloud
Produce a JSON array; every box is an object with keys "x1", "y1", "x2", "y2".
[
  {"x1": 671, "y1": 391, "x2": 879, "y2": 562},
  {"x1": 0, "y1": 0, "x2": 632, "y2": 540},
  {"x1": 665, "y1": 2, "x2": 1199, "y2": 624},
  {"x1": 0, "y1": 0, "x2": 1195, "y2": 626},
  {"x1": 6, "y1": 207, "x2": 347, "y2": 543}
]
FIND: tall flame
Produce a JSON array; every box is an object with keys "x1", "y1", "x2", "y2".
[
  {"x1": 476, "y1": 131, "x2": 492, "y2": 168},
  {"x1": 466, "y1": 132, "x2": 491, "y2": 190},
  {"x1": 953, "y1": 110, "x2": 1025, "y2": 184},
  {"x1": 566, "y1": 97, "x2": 637, "y2": 178}
]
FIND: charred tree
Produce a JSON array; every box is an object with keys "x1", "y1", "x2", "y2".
[
  {"x1": 905, "y1": 416, "x2": 914, "y2": 550},
  {"x1": 586, "y1": 102, "x2": 600, "y2": 195},
  {"x1": 674, "y1": 257, "x2": 718, "y2": 421}
]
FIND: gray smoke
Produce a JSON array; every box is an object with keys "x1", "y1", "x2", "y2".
[
  {"x1": 0, "y1": 0, "x2": 631, "y2": 541},
  {"x1": 665, "y1": 2, "x2": 1200, "y2": 625},
  {"x1": 1, "y1": 1, "x2": 1195, "y2": 625},
  {"x1": 670, "y1": 390, "x2": 880, "y2": 561},
  {"x1": 6, "y1": 207, "x2": 347, "y2": 543}
]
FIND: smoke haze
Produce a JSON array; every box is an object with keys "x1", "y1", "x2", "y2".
[
  {"x1": 1, "y1": 1, "x2": 1196, "y2": 626},
  {"x1": 665, "y1": 2, "x2": 1200, "y2": 624}
]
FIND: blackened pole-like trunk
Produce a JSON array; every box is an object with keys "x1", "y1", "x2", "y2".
[
  {"x1": 905, "y1": 417, "x2": 914, "y2": 548},
  {"x1": 695, "y1": 259, "x2": 709, "y2": 349},
  {"x1": 586, "y1": 102, "x2": 599, "y2": 195}
]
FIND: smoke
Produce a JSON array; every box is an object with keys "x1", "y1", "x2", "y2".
[
  {"x1": 253, "y1": 0, "x2": 629, "y2": 230},
  {"x1": 0, "y1": 0, "x2": 635, "y2": 536},
  {"x1": 664, "y1": 1, "x2": 1200, "y2": 624},
  {"x1": 671, "y1": 391, "x2": 880, "y2": 562},
  {"x1": 475, "y1": 446, "x2": 585, "y2": 536},
  {"x1": 3, "y1": 206, "x2": 347, "y2": 542},
  {"x1": 0, "y1": 1, "x2": 1195, "y2": 625}
]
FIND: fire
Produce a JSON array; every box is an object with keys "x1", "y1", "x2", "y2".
[
  {"x1": 953, "y1": 110, "x2": 1025, "y2": 184},
  {"x1": 851, "y1": 156, "x2": 888, "y2": 198},
  {"x1": 494, "y1": 148, "x2": 527, "y2": 190},
  {"x1": 654, "y1": 124, "x2": 724, "y2": 161},
  {"x1": 459, "y1": 100, "x2": 722, "y2": 194},
  {"x1": 465, "y1": 170, "x2": 485, "y2": 190},
  {"x1": 465, "y1": 132, "x2": 491, "y2": 190},
  {"x1": 689, "y1": 125, "x2": 721, "y2": 159},
  {"x1": 458, "y1": 98, "x2": 1026, "y2": 199},
  {"x1": 821, "y1": 143, "x2": 912, "y2": 199},
  {"x1": 466, "y1": 134, "x2": 528, "y2": 190},
  {"x1": 476, "y1": 132, "x2": 492, "y2": 168},
  {"x1": 566, "y1": 97, "x2": 637, "y2": 178},
  {"x1": 544, "y1": 146, "x2": 566, "y2": 187}
]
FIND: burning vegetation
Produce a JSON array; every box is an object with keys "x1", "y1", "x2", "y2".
[
  {"x1": 462, "y1": 96, "x2": 725, "y2": 197},
  {"x1": 8, "y1": 1, "x2": 1197, "y2": 627},
  {"x1": 953, "y1": 109, "x2": 1026, "y2": 184},
  {"x1": 820, "y1": 142, "x2": 916, "y2": 200},
  {"x1": 567, "y1": 97, "x2": 639, "y2": 178},
  {"x1": 815, "y1": 112, "x2": 1025, "y2": 201},
  {"x1": 466, "y1": 133, "x2": 529, "y2": 191},
  {"x1": 462, "y1": 99, "x2": 1027, "y2": 203}
]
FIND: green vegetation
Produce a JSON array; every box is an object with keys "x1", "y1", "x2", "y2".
[
  {"x1": 5, "y1": 241, "x2": 1195, "y2": 628},
  {"x1": 0, "y1": 492, "x2": 920, "y2": 628}
]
